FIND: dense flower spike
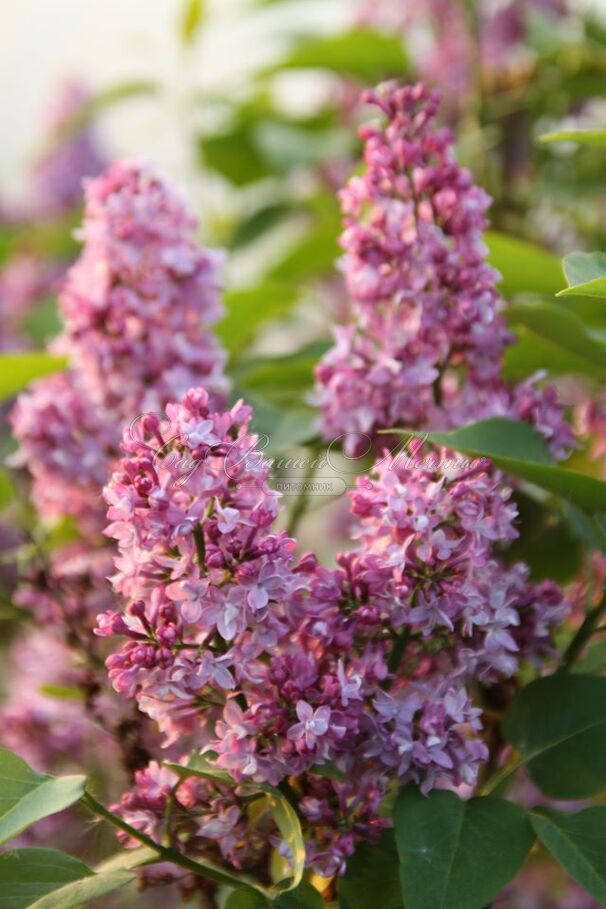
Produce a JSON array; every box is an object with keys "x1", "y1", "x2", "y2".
[
  {"x1": 314, "y1": 82, "x2": 572, "y2": 457},
  {"x1": 54, "y1": 160, "x2": 228, "y2": 413},
  {"x1": 10, "y1": 160, "x2": 229, "y2": 626}
]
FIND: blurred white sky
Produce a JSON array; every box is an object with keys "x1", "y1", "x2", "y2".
[{"x1": 0, "y1": 0, "x2": 346, "y2": 198}]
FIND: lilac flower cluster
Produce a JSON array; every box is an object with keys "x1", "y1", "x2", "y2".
[
  {"x1": 100, "y1": 386, "x2": 568, "y2": 877},
  {"x1": 10, "y1": 159, "x2": 229, "y2": 619},
  {"x1": 314, "y1": 83, "x2": 573, "y2": 459}
]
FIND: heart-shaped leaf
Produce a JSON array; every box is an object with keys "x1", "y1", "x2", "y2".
[{"x1": 394, "y1": 786, "x2": 534, "y2": 909}]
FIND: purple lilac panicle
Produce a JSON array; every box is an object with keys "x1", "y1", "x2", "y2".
[
  {"x1": 10, "y1": 160, "x2": 229, "y2": 624},
  {"x1": 314, "y1": 82, "x2": 572, "y2": 459}
]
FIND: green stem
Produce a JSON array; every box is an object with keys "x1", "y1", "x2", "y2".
[
  {"x1": 559, "y1": 593, "x2": 606, "y2": 673},
  {"x1": 193, "y1": 524, "x2": 206, "y2": 569},
  {"x1": 388, "y1": 628, "x2": 410, "y2": 676},
  {"x1": 81, "y1": 791, "x2": 250, "y2": 888}
]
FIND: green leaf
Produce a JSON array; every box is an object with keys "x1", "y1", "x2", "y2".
[
  {"x1": 0, "y1": 469, "x2": 14, "y2": 511},
  {"x1": 503, "y1": 674, "x2": 606, "y2": 799},
  {"x1": 505, "y1": 493, "x2": 582, "y2": 584},
  {"x1": 225, "y1": 889, "x2": 269, "y2": 909},
  {"x1": 401, "y1": 418, "x2": 606, "y2": 515},
  {"x1": 338, "y1": 829, "x2": 403, "y2": 909},
  {"x1": 486, "y1": 231, "x2": 563, "y2": 298},
  {"x1": 180, "y1": 0, "x2": 205, "y2": 44},
  {"x1": 310, "y1": 761, "x2": 347, "y2": 782},
  {"x1": 275, "y1": 29, "x2": 408, "y2": 81},
  {"x1": 253, "y1": 122, "x2": 352, "y2": 173},
  {"x1": 0, "y1": 353, "x2": 68, "y2": 402},
  {"x1": 0, "y1": 749, "x2": 85, "y2": 845},
  {"x1": 505, "y1": 302, "x2": 606, "y2": 380},
  {"x1": 38, "y1": 685, "x2": 85, "y2": 702},
  {"x1": 225, "y1": 882, "x2": 323, "y2": 909},
  {"x1": 503, "y1": 329, "x2": 603, "y2": 382},
  {"x1": 394, "y1": 787, "x2": 534, "y2": 909},
  {"x1": 0, "y1": 847, "x2": 134, "y2": 909},
  {"x1": 539, "y1": 128, "x2": 606, "y2": 146},
  {"x1": 575, "y1": 639, "x2": 606, "y2": 675},
  {"x1": 260, "y1": 786, "x2": 306, "y2": 893},
  {"x1": 219, "y1": 283, "x2": 299, "y2": 356},
  {"x1": 272, "y1": 882, "x2": 324, "y2": 908},
  {"x1": 199, "y1": 126, "x2": 273, "y2": 186},
  {"x1": 531, "y1": 807, "x2": 606, "y2": 905},
  {"x1": 559, "y1": 251, "x2": 606, "y2": 299},
  {"x1": 234, "y1": 341, "x2": 328, "y2": 401},
  {"x1": 229, "y1": 204, "x2": 292, "y2": 251}
]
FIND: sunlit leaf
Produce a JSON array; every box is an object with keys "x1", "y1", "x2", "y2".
[
  {"x1": 559, "y1": 251, "x2": 606, "y2": 299},
  {"x1": 399, "y1": 418, "x2": 606, "y2": 514},
  {"x1": 0, "y1": 847, "x2": 134, "y2": 909},
  {"x1": 274, "y1": 29, "x2": 408, "y2": 81},
  {"x1": 0, "y1": 353, "x2": 68, "y2": 402},
  {"x1": 0, "y1": 749, "x2": 85, "y2": 845},
  {"x1": 539, "y1": 128, "x2": 606, "y2": 146}
]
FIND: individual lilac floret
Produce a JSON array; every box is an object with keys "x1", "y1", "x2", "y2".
[{"x1": 314, "y1": 82, "x2": 572, "y2": 458}]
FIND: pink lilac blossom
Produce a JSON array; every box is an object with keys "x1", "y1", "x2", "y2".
[
  {"x1": 10, "y1": 159, "x2": 229, "y2": 625},
  {"x1": 314, "y1": 82, "x2": 573, "y2": 459},
  {"x1": 99, "y1": 387, "x2": 568, "y2": 877}
]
